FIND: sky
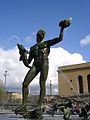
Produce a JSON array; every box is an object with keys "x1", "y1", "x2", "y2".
[{"x1": 0, "y1": 0, "x2": 90, "y2": 95}]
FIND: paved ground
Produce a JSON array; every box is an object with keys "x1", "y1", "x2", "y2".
[{"x1": 0, "y1": 114, "x2": 90, "y2": 120}]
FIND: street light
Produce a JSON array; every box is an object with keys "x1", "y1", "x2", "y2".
[
  {"x1": 50, "y1": 80, "x2": 52, "y2": 96},
  {"x1": 3, "y1": 70, "x2": 9, "y2": 92}
]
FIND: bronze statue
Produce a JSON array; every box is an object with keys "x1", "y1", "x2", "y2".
[{"x1": 15, "y1": 18, "x2": 72, "y2": 118}]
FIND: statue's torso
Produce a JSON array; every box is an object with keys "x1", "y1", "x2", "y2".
[{"x1": 30, "y1": 41, "x2": 50, "y2": 66}]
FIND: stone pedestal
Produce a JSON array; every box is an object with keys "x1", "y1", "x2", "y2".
[
  {"x1": 23, "y1": 109, "x2": 43, "y2": 119},
  {"x1": 15, "y1": 106, "x2": 43, "y2": 120}
]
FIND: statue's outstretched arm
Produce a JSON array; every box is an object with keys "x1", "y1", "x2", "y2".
[{"x1": 47, "y1": 17, "x2": 72, "y2": 46}]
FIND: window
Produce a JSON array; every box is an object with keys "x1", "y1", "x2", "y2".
[
  {"x1": 78, "y1": 75, "x2": 83, "y2": 94},
  {"x1": 87, "y1": 74, "x2": 90, "y2": 93}
]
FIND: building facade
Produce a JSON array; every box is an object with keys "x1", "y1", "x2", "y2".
[
  {"x1": 58, "y1": 62, "x2": 90, "y2": 97},
  {"x1": 6, "y1": 92, "x2": 22, "y2": 103}
]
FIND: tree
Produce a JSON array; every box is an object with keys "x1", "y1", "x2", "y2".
[{"x1": 0, "y1": 79, "x2": 5, "y2": 101}]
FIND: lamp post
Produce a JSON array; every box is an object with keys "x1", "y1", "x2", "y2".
[
  {"x1": 4, "y1": 70, "x2": 9, "y2": 92},
  {"x1": 50, "y1": 80, "x2": 52, "y2": 96}
]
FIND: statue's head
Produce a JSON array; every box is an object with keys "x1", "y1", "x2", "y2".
[{"x1": 36, "y1": 29, "x2": 46, "y2": 43}]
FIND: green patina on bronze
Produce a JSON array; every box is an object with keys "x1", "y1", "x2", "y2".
[{"x1": 15, "y1": 18, "x2": 72, "y2": 119}]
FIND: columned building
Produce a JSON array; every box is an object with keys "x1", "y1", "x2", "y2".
[{"x1": 57, "y1": 62, "x2": 90, "y2": 97}]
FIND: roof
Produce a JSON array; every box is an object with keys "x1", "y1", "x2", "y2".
[{"x1": 58, "y1": 62, "x2": 90, "y2": 72}]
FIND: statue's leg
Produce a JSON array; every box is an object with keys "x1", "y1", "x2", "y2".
[
  {"x1": 22, "y1": 66, "x2": 39, "y2": 105},
  {"x1": 16, "y1": 66, "x2": 38, "y2": 113},
  {"x1": 38, "y1": 62, "x2": 48, "y2": 106}
]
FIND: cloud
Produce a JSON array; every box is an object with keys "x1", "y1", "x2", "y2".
[
  {"x1": 47, "y1": 47, "x2": 85, "y2": 94},
  {"x1": 0, "y1": 47, "x2": 85, "y2": 95},
  {"x1": 80, "y1": 34, "x2": 90, "y2": 46}
]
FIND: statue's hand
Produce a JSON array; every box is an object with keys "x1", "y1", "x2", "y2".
[
  {"x1": 17, "y1": 43, "x2": 28, "y2": 61},
  {"x1": 59, "y1": 17, "x2": 72, "y2": 29},
  {"x1": 17, "y1": 43, "x2": 31, "y2": 68}
]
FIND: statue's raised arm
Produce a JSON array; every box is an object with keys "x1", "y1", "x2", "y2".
[{"x1": 47, "y1": 17, "x2": 72, "y2": 46}]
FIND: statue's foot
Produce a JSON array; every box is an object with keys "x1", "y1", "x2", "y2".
[
  {"x1": 23, "y1": 108, "x2": 43, "y2": 119},
  {"x1": 15, "y1": 104, "x2": 27, "y2": 115}
]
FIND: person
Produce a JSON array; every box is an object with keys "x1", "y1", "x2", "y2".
[
  {"x1": 73, "y1": 102, "x2": 80, "y2": 115},
  {"x1": 16, "y1": 18, "x2": 72, "y2": 114},
  {"x1": 61, "y1": 106, "x2": 70, "y2": 120}
]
